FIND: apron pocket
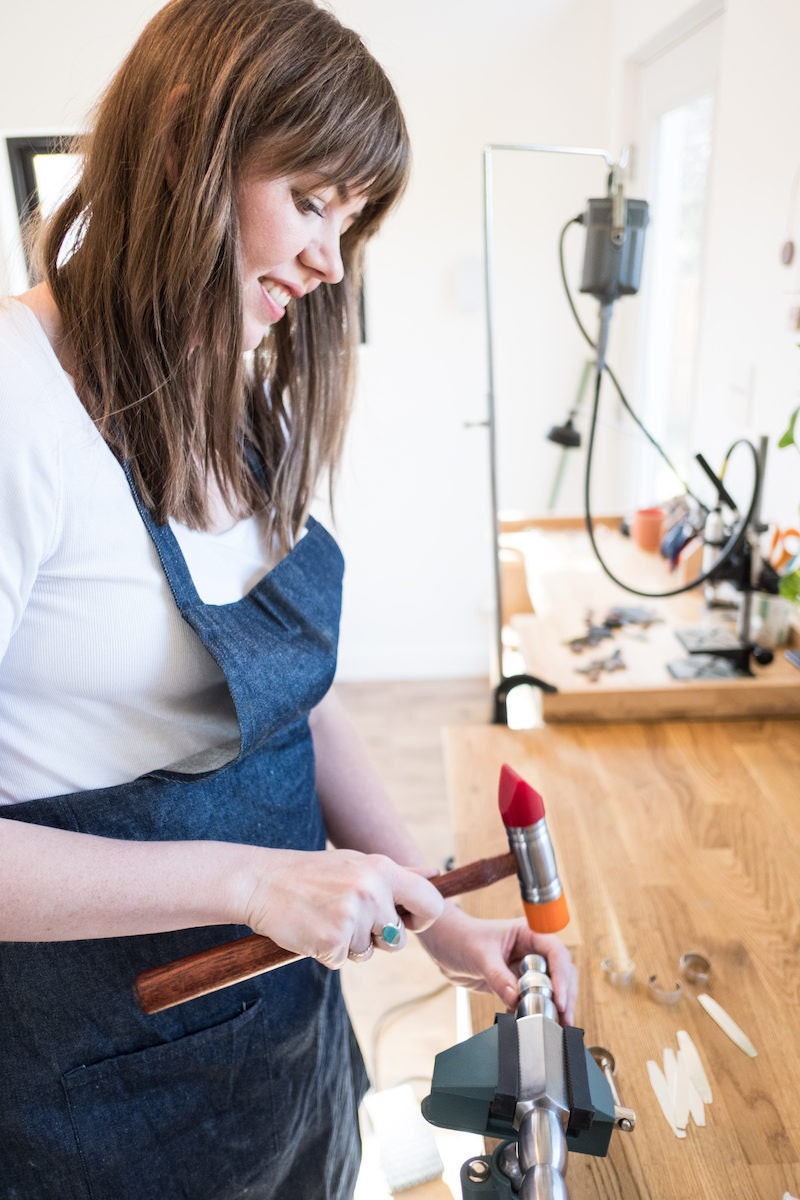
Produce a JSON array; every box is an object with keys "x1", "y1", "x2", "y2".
[{"x1": 62, "y1": 998, "x2": 277, "y2": 1200}]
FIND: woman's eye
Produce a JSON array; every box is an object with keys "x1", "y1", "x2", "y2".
[{"x1": 296, "y1": 195, "x2": 324, "y2": 218}]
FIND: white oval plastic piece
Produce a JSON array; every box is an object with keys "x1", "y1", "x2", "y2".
[
  {"x1": 676, "y1": 1048, "x2": 706, "y2": 1127},
  {"x1": 677, "y1": 1029, "x2": 713, "y2": 1104},
  {"x1": 697, "y1": 993, "x2": 757, "y2": 1057},
  {"x1": 646, "y1": 1060, "x2": 686, "y2": 1139},
  {"x1": 664, "y1": 1048, "x2": 690, "y2": 1131}
]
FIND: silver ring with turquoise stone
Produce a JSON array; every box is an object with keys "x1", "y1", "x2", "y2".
[{"x1": 376, "y1": 918, "x2": 404, "y2": 947}]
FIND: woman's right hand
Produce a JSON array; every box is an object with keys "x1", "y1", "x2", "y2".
[{"x1": 239, "y1": 847, "x2": 445, "y2": 969}]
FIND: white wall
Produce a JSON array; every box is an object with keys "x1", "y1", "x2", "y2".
[
  {"x1": 324, "y1": 0, "x2": 614, "y2": 678},
  {"x1": 690, "y1": 0, "x2": 800, "y2": 525},
  {"x1": 2, "y1": 0, "x2": 797, "y2": 680},
  {"x1": 610, "y1": 0, "x2": 800, "y2": 536}
]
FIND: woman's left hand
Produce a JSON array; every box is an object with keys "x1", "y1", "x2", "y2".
[{"x1": 417, "y1": 904, "x2": 578, "y2": 1027}]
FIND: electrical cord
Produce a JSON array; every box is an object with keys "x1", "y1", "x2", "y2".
[
  {"x1": 370, "y1": 983, "x2": 451, "y2": 1092},
  {"x1": 584, "y1": 360, "x2": 761, "y2": 598},
  {"x1": 559, "y1": 214, "x2": 762, "y2": 601}
]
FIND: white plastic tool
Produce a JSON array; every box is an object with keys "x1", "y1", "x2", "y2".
[
  {"x1": 677, "y1": 1030, "x2": 712, "y2": 1104},
  {"x1": 697, "y1": 993, "x2": 758, "y2": 1057},
  {"x1": 664, "y1": 1047, "x2": 690, "y2": 1131},
  {"x1": 680, "y1": 1053, "x2": 706, "y2": 1128},
  {"x1": 647, "y1": 1060, "x2": 686, "y2": 1139}
]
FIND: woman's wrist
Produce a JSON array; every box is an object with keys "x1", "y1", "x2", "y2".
[
  {"x1": 194, "y1": 840, "x2": 282, "y2": 932},
  {"x1": 415, "y1": 899, "x2": 462, "y2": 943}
]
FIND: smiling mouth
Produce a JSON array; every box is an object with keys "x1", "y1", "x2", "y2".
[{"x1": 260, "y1": 280, "x2": 293, "y2": 309}]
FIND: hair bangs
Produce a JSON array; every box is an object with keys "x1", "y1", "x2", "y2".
[
  {"x1": 246, "y1": 24, "x2": 410, "y2": 224},
  {"x1": 324, "y1": 97, "x2": 409, "y2": 211}
]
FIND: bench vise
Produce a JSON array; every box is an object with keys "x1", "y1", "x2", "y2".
[{"x1": 422, "y1": 954, "x2": 635, "y2": 1199}]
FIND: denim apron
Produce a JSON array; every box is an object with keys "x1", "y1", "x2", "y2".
[{"x1": 0, "y1": 461, "x2": 368, "y2": 1200}]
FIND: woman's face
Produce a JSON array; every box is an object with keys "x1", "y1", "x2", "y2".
[{"x1": 236, "y1": 167, "x2": 368, "y2": 351}]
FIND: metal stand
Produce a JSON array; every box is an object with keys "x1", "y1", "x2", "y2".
[
  {"x1": 482, "y1": 144, "x2": 614, "y2": 725},
  {"x1": 670, "y1": 435, "x2": 773, "y2": 679}
]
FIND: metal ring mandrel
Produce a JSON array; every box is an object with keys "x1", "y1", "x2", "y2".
[
  {"x1": 517, "y1": 1107, "x2": 568, "y2": 1176},
  {"x1": 648, "y1": 975, "x2": 682, "y2": 1005},
  {"x1": 680, "y1": 951, "x2": 711, "y2": 985},
  {"x1": 517, "y1": 960, "x2": 558, "y2": 1020},
  {"x1": 347, "y1": 944, "x2": 374, "y2": 963}
]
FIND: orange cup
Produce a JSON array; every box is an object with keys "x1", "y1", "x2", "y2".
[{"x1": 632, "y1": 507, "x2": 664, "y2": 553}]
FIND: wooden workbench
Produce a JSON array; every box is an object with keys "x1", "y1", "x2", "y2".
[
  {"x1": 443, "y1": 718, "x2": 800, "y2": 1200},
  {"x1": 503, "y1": 522, "x2": 800, "y2": 721}
]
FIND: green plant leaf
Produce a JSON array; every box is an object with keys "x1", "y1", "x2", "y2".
[
  {"x1": 778, "y1": 406, "x2": 799, "y2": 449},
  {"x1": 778, "y1": 570, "x2": 800, "y2": 604}
]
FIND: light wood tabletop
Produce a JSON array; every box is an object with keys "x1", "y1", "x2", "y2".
[
  {"x1": 443, "y1": 718, "x2": 800, "y2": 1200},
  {"x1": 503, "y1": 522, "x2": 800, "y2": 722}
]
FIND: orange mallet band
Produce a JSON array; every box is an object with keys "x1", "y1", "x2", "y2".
[{"x1": 522, "y1": 892, "x2": 570, "y2": 934}]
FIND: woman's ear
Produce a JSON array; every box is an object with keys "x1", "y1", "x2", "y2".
[{"x1": 162, "y1": 83, "x2": 190, "y2": 190}]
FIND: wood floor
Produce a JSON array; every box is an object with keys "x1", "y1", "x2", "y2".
[{"x1": 336, "y1": 677, "x2": 491, "y2": 1095}]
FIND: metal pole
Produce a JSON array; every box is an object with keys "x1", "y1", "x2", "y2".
[
  {"x1": 481, "y1": 143, "x2": 614, "y2": 720},
  {"x1": 482, "y1": 146, "x2": 504, "y2": 688}
]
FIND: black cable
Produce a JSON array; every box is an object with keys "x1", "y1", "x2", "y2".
[
  {"x1": 558, "y1": 212, "x2": 761, "y2": 600},
  {"x1": 370, "y1": 983, "x2": 451, "y2": 1091},
  {"x1": 558, "y1": 216, "x2": 706, "y2": 510},
  {"x1": 584, "y1": 360, "x2": 760, "y2": 599}
]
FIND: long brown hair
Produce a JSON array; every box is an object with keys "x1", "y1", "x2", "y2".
[{"x1": 39, "y1": 0, "x2": 409, "y2": 548}]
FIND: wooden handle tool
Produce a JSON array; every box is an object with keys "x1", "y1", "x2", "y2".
[{"x1": 134, "y1": 850, "x2": 517, "y2": 1014}]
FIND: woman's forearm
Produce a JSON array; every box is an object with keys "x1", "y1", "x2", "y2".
[
  {"x1": 0, "y1": 686, "x2": 442, "y2": 948},
  {"x1": 0, "y1": 817, "x2": 253, "y2": 941},
  {"x1": 0, "y1": 813, "x2": 444, "y2": 960}
]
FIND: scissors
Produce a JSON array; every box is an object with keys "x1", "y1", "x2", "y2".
[{"x1": 768, "y1": 525, "x2": 800, "y2": 571}]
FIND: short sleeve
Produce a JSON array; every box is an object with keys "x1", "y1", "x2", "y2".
[{"x1": 0, "y1": 310, "x2": 62, "y2": 655}]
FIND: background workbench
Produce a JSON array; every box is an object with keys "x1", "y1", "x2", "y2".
[
  {"x1": 501, "y1": 519, "x2": 800, "y2": 721},
  {"x1": 443, "y1": 718, "x2": 800, "y2": 1200}
]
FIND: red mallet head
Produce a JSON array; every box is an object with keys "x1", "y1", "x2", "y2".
[{"x1": 498, "y1": 764, "x2": 569, "y2": 934}]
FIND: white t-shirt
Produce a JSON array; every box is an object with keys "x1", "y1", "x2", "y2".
[{"x1": 0, "y1": 298, "x2": 274, "y2": 803}]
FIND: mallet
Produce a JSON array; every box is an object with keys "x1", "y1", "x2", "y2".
[
  {"x1": 134, "y1": 764, "x2": 568, "y2": 1013},
  {"x1": 498, "y1": 762, "x2": 569, "y2": 933}
]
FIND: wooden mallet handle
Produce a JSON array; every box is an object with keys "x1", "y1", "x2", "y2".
[{"x1": 134, "y1": 850, "x2": 517, "y2": 1014}]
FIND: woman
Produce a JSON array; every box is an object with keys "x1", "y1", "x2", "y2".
[{"x1": 0, "y1": 1, "x2": 577, "y2": 1196}]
